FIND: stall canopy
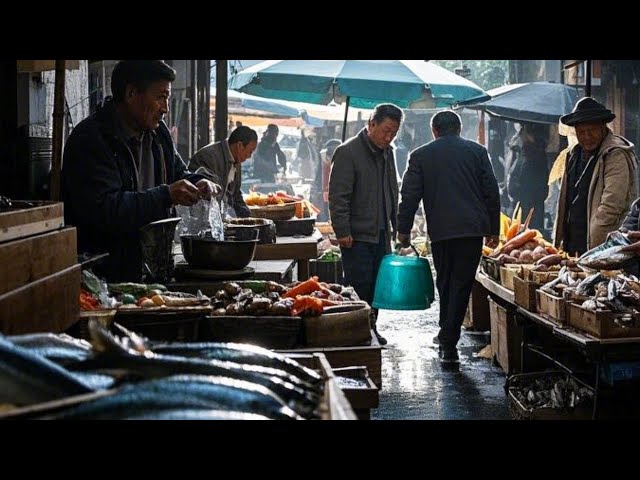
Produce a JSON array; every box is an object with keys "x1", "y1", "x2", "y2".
[
  {"x1": 229, "y1": 60, "x2": 489, "y2": 139},
  {"x1": 463, "y1": 81, "x2": 581, "y2": 125}
]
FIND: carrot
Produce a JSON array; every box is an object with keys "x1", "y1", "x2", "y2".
[
  {"x1": 283, "y1": 277, "x2": 322, "y2": 298},
  {"x1": 491, "y1": 229, "x2": 537, "y2": 257},
  {"x1": 319, "y1": 298, "x2": 341, "y2": 307},
  {"x1": 506, "y1": 221, "x2": 520, "y2": 241}
]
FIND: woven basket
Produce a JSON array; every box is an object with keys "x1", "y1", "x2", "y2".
[{"x1": 248, "y1": 202, "x2": 297, "y2": 221}]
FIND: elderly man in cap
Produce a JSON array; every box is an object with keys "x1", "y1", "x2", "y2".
[{"x1": 554, "y1": 97, "x2": 638, "y2": 255}]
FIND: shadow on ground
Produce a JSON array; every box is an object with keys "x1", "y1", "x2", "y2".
[{"x1": 371, "y1": 288, "x2": 510, "y2": 420}]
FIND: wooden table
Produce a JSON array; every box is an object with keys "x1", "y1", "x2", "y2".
[
  {"x1": 247, "y1": 259, "x2": 295, "y2": 282},
  {"x1": 254, "y1": 229, "x2": 323, "y2": 280}
]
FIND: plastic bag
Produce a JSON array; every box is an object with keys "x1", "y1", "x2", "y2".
[{"x1": 175, "y1": 197, "x2": 224, "y2": 240}]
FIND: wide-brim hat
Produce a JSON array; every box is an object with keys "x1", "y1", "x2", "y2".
[{"x1": 560, "y1": 96, "x2": 616, "y2": 126}]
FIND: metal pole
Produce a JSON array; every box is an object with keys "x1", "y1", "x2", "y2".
[
  {"x1": 341, "y1": 96, "x2": 351, "y2": 142},
  {"x1": 215, "y1": 60, "x2": 228, "y2": 142},
  {"x1": 585, "y1": 60, "x2": 592, "y2": 97},
  {"x1": 50, "y1": 60, "x2": 66, "y2": 201}
]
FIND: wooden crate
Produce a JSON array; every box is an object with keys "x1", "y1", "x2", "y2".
[
  {"x1": 0, "y1": 227, "x2": 77, "y2": 295},
  {"x1": 567, "y1": 303, "x2": 640, "y2": 338},
  {"x1": 0, "y1": 201, "x2": 64, "y2": 244},
  {"x1": 513, "y1": 276, "x2": 540, "y2": 312},
  {"x1": 536, "y1": 289, "x2": 566, "y2": 325},
  {"x1": 488, "y1": 296, "x2": 522, "y2": 374},
  {"x1": 0, "y1": 264, "x2": 81, "y2": 335},
  {"x1": 331, "y1": 366, "x2": 379, "y2": 419},
  {"x1": 304, "y1": 305, "x2": 371, "y2": 348},
  {"x1": 480, "y1": 256, "x2": 501, "y2": 282},
  {"x1": 531, "y1": 271, "x2": 559, "y2": 284},
  {"x1": 499, "y1": 265, "x2": 521, "y2": 291},
  {"x1": 465, "y1": 278, "x2": 491, "y2": 331},
  {"x1": 278, "y1": 330, "x2": 383, "y2": 388}
]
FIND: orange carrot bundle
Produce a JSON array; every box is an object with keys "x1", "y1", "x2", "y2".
[{"x1": 283, "y1": 276, "x2": 322, "y2": 298}]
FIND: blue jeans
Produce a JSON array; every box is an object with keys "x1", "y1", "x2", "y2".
[{"x1": 340, "y1": 234, "x2": 388, "y2": 306}]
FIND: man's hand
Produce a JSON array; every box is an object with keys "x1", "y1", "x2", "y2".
[
  {"x1": 169, "y1": 179, "x2": 202, "y2": 206},
  {"x1": 195, "y1": 179, "x2": 222, "y2": 200},
  {"x1": 397, "y1": 233, "x2": 411, "y2": 248},
  {"x1": 337, "y1": 235, "x2": 353, "y2": 248},
  {"x1": 485, "y1": 235, "x2": 500, "y2": 249}
]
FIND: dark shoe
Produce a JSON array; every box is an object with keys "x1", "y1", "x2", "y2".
[
  {"x1": 432, "y1": 335, "x2": 440, "y2": 345},
  {"x1": 374, "y1": 328, "x2": 388, "y2": 346},
  {"x1": 439, "y1": 346, "x2": 459, "y2": 363}
]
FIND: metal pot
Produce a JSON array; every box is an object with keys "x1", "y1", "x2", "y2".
[
  {"x1": 224, "y1": 217, "x2": 276, "y2": 244},
  {"x1": 180, "y1": 235, "x2": 259, "y2": 270},
  {"x1": 139, "y1": 217, "x2": 182, "y2": 282}
]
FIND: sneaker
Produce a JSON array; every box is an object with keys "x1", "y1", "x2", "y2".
[
  {"x1": 374, "y1": 329, "x2": 388, "y2": 346},
  {"x1": 439, "y1": 346, "x2": 459, "y2": 363}
]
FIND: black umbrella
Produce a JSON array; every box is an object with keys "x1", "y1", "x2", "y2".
[{"x1": 463, "y1": 81, "x2": 581, "y2": 125}]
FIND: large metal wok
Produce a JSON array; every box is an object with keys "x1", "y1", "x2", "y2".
[{"x1": 180, "y1": 235, "x2": 259, "y2": 270}]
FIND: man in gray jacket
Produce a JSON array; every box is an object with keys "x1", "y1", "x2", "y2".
[
  {"x1": 329, "y1": 103, "x2": 403, "y2": 345},
  {"x1": 188, "y1": 126, "x2": 258, "y2": 217},
  {"x1": 398, "y1": 110, "x2": 500, "y2": 363}
]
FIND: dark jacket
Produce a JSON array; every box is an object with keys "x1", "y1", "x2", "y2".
[
  {"x1": 329, "y1": 128, "x2": 398, "y2": 245},
  {"x1": 398, "y1": 134, "x2": 500, "y2": 243},
  {"x1": 61, "y1": 99, "x2": 203, "y2": 282},
  {"x1": 188, "y1": 140, "x2": 250, "y2": 217},
  {"x1": 253, "y1": 137, "x2": 286, "y2": 183}
]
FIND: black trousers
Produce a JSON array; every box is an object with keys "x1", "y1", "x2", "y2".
[
  {"x1": 340, "y1": 233, "x2": 388, "y2": 307},
  {"x1": 431, "y1": 237, "x2": 483, "y2": 349}
]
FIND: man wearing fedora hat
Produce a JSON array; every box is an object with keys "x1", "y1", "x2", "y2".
[{"x1": 554, "y1": 97, "x2": 638, "y2": 255}]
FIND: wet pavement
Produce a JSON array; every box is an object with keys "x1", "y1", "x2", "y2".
[{"x1": 371, "y1": 287, "x2": 511, "y2": 420}]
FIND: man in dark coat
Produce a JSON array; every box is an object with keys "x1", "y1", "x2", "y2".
[
  {"x1": 329, "y1": 103, "x2": 403, "y2": 345},
  {"x1": 253, "y1": 124, "x2": 287, "y2": 183},
  {"x1": 62, "y1": 60, "x2": 220, "y2": 282},
  {"x1": 397, "y1": 110, "x2": 500, "y2": 363},
  {"x1": 188, "y1": 126, "x2": 258, "y2": 217}
]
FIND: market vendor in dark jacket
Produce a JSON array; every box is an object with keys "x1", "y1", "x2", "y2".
[
  {"x1": 329, "y1": 103, "x2": 403, "y2": 345},
  {"x1": 397, "y1": 110, "x2": 500, "y2": 363},
  {"x1": 188, "y1": 126, "x2": 258, "y2": 217},
  {"x1": 62, "y1": 60, "x2": 220, "y2": 282}
]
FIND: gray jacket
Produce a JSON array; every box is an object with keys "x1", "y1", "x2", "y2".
[
  {"x1": 188, "y1": 140, "x2": 251, "y2": 217},
  {"x1": 329, "y1": 128, "x2": 398, "y2": 245}
]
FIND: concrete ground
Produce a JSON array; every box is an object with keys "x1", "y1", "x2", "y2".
[{"x1": 371, "y1": 287, "x2": 511, "y2": 420}]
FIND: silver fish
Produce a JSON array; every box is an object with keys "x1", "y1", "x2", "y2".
[
  {"x1": 53, "y1": 375, "x2": 301, "y2": 420},
  {"x1": 7, "y1": 333, "x2": 93, "y2": 365},
  {"x1": 0, "y1": 335, "x2": 93, "y2": 406}
]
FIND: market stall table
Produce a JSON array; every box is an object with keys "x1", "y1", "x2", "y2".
[{"x1": 254, "y1": 229, "x2": 323, "y2": 280}]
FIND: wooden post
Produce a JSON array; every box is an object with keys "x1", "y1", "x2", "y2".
[{"x1": 50, "y1": 60, "x2": 66, "y2": 201}]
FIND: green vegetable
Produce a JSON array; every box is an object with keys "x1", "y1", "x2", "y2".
[
  {"x1": 82, "y1": 270, "x2": 103, "y2": 295},
  {"x1": 239, "y1": 280, "x2": 267, "y2": 293},
  {"x1": 147, "y1": 283, "x2": 167, "y2": 292},
  {"x1": 120, "y1": 294, "x2": 137, "y2": 305},
  {"x1": 107, "y1": 282, "x2": 149, "y2": 297}
]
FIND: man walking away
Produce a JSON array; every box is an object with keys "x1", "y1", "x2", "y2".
[{"x1": 397, "y1": 110, "x2": 500, "y2": 363}]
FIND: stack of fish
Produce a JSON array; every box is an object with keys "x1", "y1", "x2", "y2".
[{"x1": 0, "y1": 322, "x2": 324, "y2": 420}]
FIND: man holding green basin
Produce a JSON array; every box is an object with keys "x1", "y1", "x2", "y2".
[{"x1": 397, "y1": 110, "x2": 500, "y2": 363}]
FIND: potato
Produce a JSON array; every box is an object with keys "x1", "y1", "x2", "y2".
[
  {"x1": 519, "y1": 252, "x2": 534, "y2": 264},
  {"x1": 533, "y1": 246, "x2": 547, "y2": 256},
  {"x1": 523, "y1": 241, "x2": 538, "y2": 250},
  {"x1": 511, "y1": 249, "x2": 521, "y2": 259}
]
